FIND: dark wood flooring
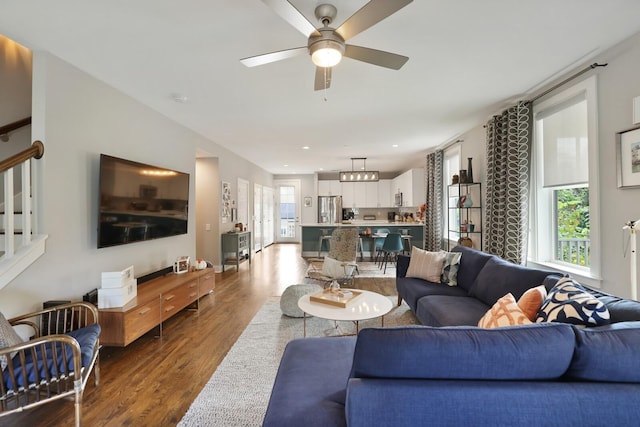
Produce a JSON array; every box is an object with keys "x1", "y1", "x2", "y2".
[{"x1": 3, "y1": 243, "x2": 395, "y2": 426}]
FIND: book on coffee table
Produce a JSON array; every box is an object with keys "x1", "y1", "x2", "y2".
[{"x1": 309, "y1": 289, "x2": 363, "y2": 308}]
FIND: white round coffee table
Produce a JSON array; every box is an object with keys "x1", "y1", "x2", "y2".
[{"x1": 298, "y1": 289, "x2": 393, "y2": 336}]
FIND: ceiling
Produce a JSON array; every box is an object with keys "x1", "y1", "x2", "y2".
[{"x1": 2, "y1": 1, "x2": 640, "y2": 176}]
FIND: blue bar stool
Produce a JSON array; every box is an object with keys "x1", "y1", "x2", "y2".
[{"x1": 380, "y1": 233, "x2": 404, "y2": 274}]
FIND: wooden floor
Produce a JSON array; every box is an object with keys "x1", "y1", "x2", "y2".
[{"x1": 4, "y1": 243, "x2": 395, "y2": 426}]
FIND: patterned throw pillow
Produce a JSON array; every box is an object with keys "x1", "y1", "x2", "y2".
[
  {"x1": 0, "y1": 312, "x2": 23, "y2": 371},
  {"x1": 536, "y1": 277, "x2": 610, "y2": 327},
  {"x1": 406, "y1": 247, "x2": 447, "y2": 283},
  {"x1": 517, "y1": 285, "x2": 547, "y2": 321},
  {"x1": 478, "y1": 293, "x2": 533, "y2": 328},
  {"x1": 440, "y1": 251, "x2": 462, "y2": 287}
]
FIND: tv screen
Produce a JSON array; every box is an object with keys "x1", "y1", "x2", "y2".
[{"x1": 98, "y1": 154, "x2": 189, "y2": 248}]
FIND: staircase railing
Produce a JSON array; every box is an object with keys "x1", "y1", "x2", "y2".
[
  {"x1": 0, "y1": 140, "x2": 44, "y2": 259},
  {"x1": 0, "y1": 117, "x2": 31, "y2": 141}
]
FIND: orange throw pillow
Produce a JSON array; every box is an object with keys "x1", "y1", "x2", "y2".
[
  {"x1": 478, "y1": 293, "x2": 533, "y2": 328},
  {"x1": 517, "y1": 285, "x2": 547, "y2": 322}
]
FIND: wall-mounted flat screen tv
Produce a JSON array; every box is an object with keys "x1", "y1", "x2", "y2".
[{"x1": 98, "y1": 154, "x2": 189, "y2": 248}]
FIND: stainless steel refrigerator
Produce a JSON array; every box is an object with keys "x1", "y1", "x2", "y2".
[{"x1": 317, "y1": 196, "x2": 342, "y2": 223}]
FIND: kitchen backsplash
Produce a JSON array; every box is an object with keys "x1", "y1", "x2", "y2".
[{"x1": 348, "y1": 207, "x2": 420, "y2": 221}]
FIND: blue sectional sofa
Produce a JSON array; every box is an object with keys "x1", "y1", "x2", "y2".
[{"x1": 263, "y1": 246, "x2": 640, "y2": 426}]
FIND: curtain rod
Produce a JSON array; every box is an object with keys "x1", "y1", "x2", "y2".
[{"x1": 527, "y1": 62, "x2": 607, "y2": 103}]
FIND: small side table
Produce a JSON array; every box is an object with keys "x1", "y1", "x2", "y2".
[{"x1": 221, "y1": 231, "x2": 251, "y2": 272}]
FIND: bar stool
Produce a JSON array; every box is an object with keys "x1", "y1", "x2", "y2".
[
  {"x1": 400, "y1": 229, "x2": 412, "y2": 254},
  {"x1": 373, "y1": 228, "x2": 389, "y2": 264},
  {"x1": 380, "y1": 233, "x2": 404, "y2": 274},
  {"x1": 317, "y1": 228, "x2": 332, "y2": 258}
]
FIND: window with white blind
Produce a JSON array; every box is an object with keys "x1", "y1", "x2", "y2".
[{"x1": 529, "y1": 76, "x2": 600, "y2": 286}]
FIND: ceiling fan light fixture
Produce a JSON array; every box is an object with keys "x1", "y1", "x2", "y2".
[{"x1": 310, "y1": 39, "x2": 344, "y2": 67}]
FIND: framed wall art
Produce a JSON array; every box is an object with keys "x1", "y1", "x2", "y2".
[
  {"x1": 617, "y1": 126, "x2": 640, "y2": 188},
  {"x1": 222, "y1": 181, "x2": 231, "y2": 222},
  {"x1": 304, "y1": 196, "x2": 312, "y2": 207}
]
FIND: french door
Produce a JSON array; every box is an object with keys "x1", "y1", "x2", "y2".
[{"x1": 275, "y1": 179, "x2": 301, "y2": 243}]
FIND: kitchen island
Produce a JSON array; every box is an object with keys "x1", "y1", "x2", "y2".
[{"x1": 301, "y1": 222, "x2": 424, "y2": 259}]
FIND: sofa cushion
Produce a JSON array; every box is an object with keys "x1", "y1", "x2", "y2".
[
  {"x1": 263, "y1": 337, "x2": 355, "y2": 427},
  {"x1": 349, "y1": 324, "x2": 575, "y2": 380},
  {"x1": 450, "y1": 246, "x2": 494, "y2": 292},
  {"x1": 583, "y1": 287, "x2": 640, "y2": 323},
  {"x1": 3, "y1": 323, "x2": 101, "y2": 389},
  {"x1": 468, "y1": 257, "x2": 554, "y2": 306},
  {"x1": 478, "y1": 293, "x2": 533, "y2": 328},
  {"x1": 0, "y1": 312, "x2": 23, "y2": 371},
  {"x1": 416, "y1": 296, "x2": 490, "y2": 327},
  {"x1": 536, "y1": 278, "x2": 610, "y2": 327},
  {"x1": 396, "y1": 278, "x2": 468, "y2": 313},
  {"x1": 405, "y1": 248, "x2": 446, "y2": 283},
  {"x1": 440, "y1": 251, "x2": 462, "y2": 286},
  {"x1": 517, "y1": 285, "x2": 547, "y2": 322},
  {"x1": 567, "y1": 322, "x2": 640, "y2": 382}
]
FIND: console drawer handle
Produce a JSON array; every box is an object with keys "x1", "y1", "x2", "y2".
[
  {"x1": 164, "y1": 305, "x2": 175, "y2": 312},
  {"x1": 189, "y1": 292, "x2": 197, "y2": 298},
  {"x1": 165, "y1": 294, "x2": 176, "y2": 301},
  {"x1": 138, "y1": 307, "x2": 151, "y2": 315}
]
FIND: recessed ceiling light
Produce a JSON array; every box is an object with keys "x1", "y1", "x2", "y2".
[
  {"x1": 284, "y1": 164, "x2": 289, "y2": 167},
  {"x1": 171, "y1": 93, "x2": 189, "y2": 103},
  {"x1": 392, "y1": 144, "x2": 398, "y2": 148},
  {"x1": 302, "y1": 146, "x2": 310, "y2": 150}
]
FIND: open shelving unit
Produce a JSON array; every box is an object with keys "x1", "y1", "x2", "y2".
[{"x1": 447, "y1": 182, "x2": 482, "y2": 251}]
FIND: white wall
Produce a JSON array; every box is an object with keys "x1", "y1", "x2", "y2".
[
  {"x1": 0, "y1": 51, "x2": 273, "y2": 317},
  {"x1": 454, "y1": 32, "x2": 640, "y2": 299},
  {"x1": 595, "y1": 33, "x2": 640, "y2": 298}
]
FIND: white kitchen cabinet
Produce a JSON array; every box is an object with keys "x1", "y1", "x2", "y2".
[
  {"x1": 377, "y1": 179, "x2": 392, "y2": 207},
  {"x1": 392, "y1": 168, "x2": 425, "y2": 207},
  {"x1": 342, "y1": 182, "x2": 355, "y2": 208},
  {"x1": 364, "y1": 182, "x2": 378, "y2": 207},
  {"x1": 318, "y1": 180, "x2": 342, "y2": 196}
]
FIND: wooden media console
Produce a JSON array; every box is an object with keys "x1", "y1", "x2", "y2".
[{"x1": 98, "y1": 269, "x2": 215, "y2": 346}]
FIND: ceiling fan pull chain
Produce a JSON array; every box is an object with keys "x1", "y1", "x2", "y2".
[{"x1": 324, "y1": 67, "x2": 328, "y2": 101}]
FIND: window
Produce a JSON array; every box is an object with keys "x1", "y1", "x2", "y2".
[
  {"x1": 443, "y1": 145, "x2": 460, "y2": 243},
  {"x1": 529, "y1": 76, "x2": 600, "y2": 285}
]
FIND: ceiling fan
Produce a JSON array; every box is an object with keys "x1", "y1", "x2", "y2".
[{"x1": 240, "y1": 0, "x2": 413, "y2": 91}]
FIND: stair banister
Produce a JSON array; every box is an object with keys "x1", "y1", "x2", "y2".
[{"x1": 0, "y1": 140, "x2": 44, "y2": 259}]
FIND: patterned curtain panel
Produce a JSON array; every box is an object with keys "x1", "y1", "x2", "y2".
[
  {"x1": 424, "y1": 150, "x2": 443, "y2": 251},
  {"x1": 485, "y1": 101, "x2": 532, "y2": 264}
]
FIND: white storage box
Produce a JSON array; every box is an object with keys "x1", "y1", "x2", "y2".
[
  {"x1": 101, "y1": 265, "x2": 135, "y2": 289},
  {"x1": 98, "y1": 279, "x2": 137, "y2": 308}
]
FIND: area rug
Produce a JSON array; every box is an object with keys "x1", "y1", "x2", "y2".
[
  {"x1": 305, "y1": 259, "x2": 397, "y2": 279},
  {"x1": 178, "y1": 296, "x2": 416, "y2": 427}
]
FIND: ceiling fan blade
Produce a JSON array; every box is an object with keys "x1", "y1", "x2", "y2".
[
  {"x1": 262, "y1": 0, "x2": 320, "y2": 37},
  {"x1": 336, "y1": 0, "x2": 413, "y2": 41},
  {"x1": 314, "y1": 66, "x2": 332, "y2": 91},
  {"x1": 344, "y1": 44, "x2": 408, "y2": 70},
  {"x1": 240, "y1": 46, "x2": 307, "y2": 67}
]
